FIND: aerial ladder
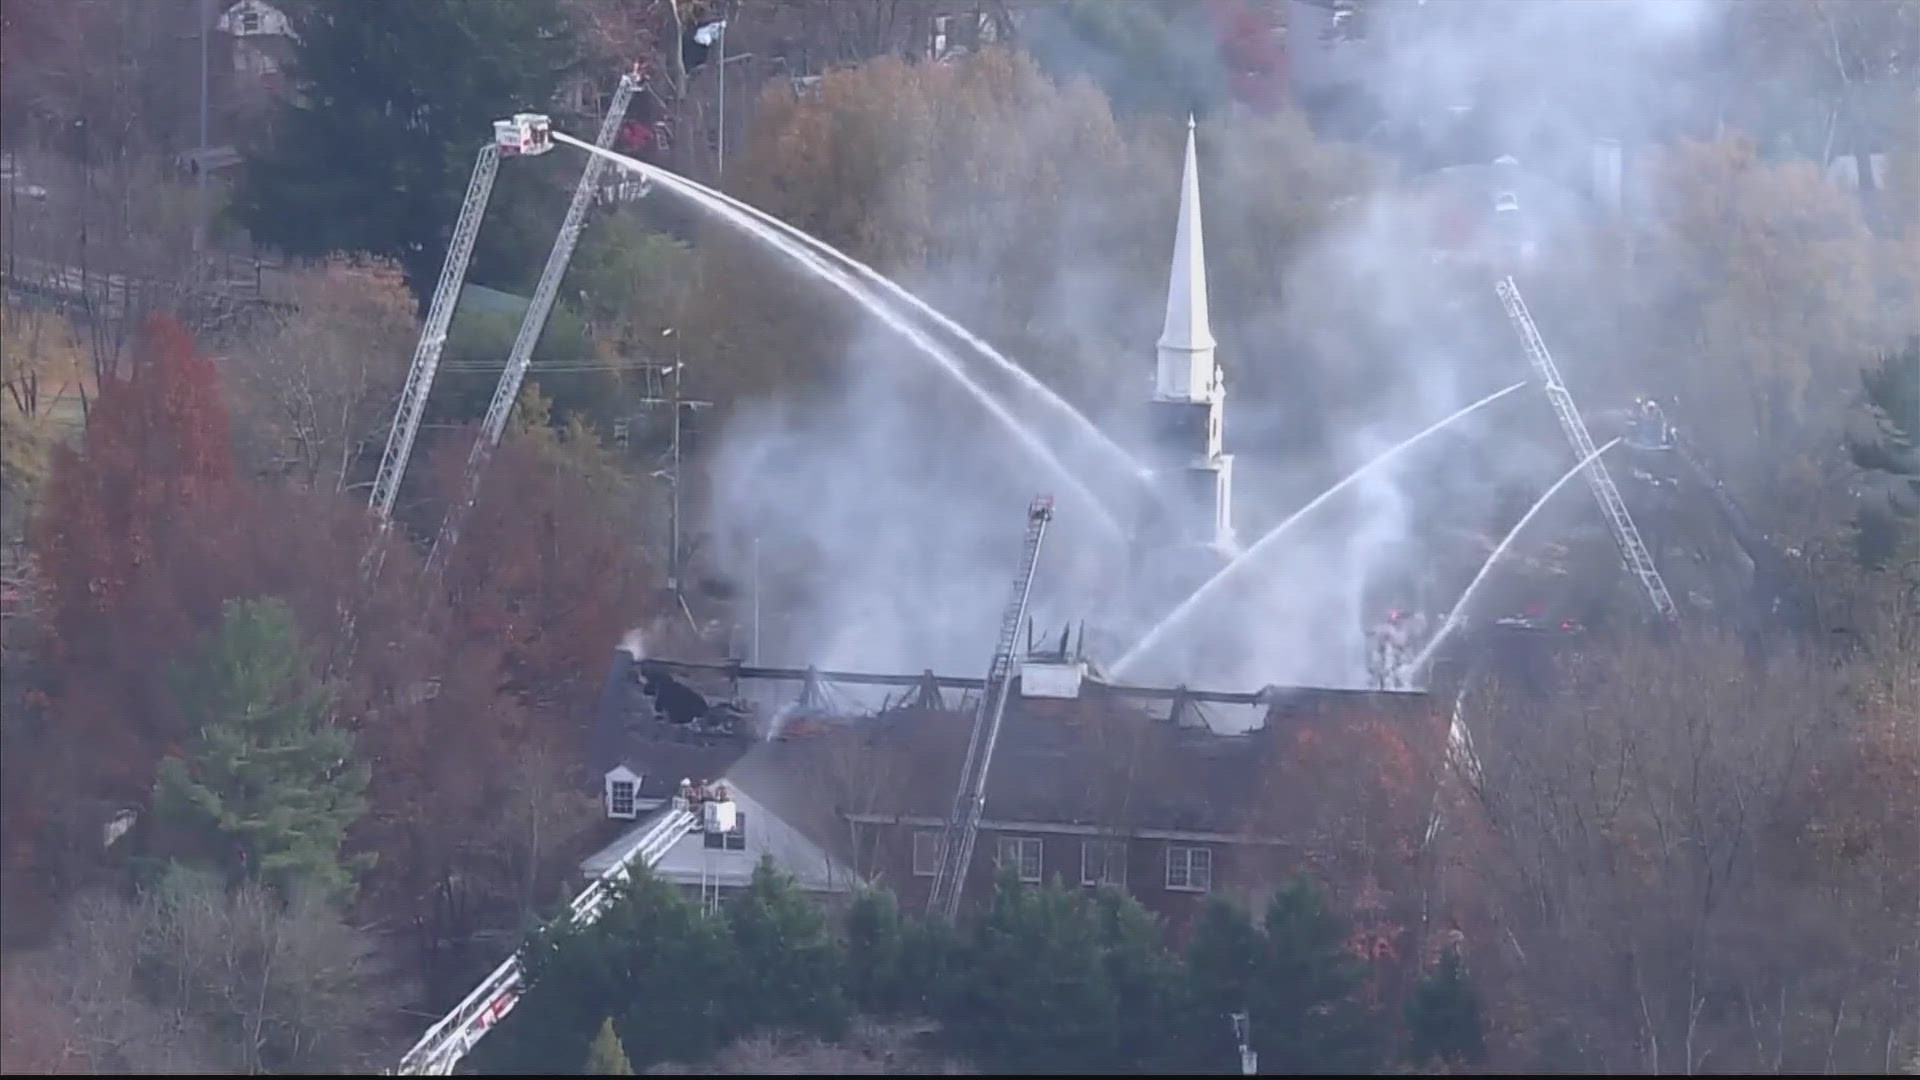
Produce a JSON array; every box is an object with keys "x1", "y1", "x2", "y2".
[
  {"x1": 926, "y1": 496, "x2": 1055, "y2": 922},
  {"x1": 1625, "y1": 403, "x2": 1813, "y2": 629},
  {"x1": 1494, "y1": 275, "x2": 1680, "y2": 623},
  {"x1": 422, "y1": 67, "x2": 649, "y2": 578},
  {"x1": 324, "y1": 112, "x2": 552, "y2": 681},
  {"x1": 366, "y1": 110, "x2": 555, "y2": 528},
  {"x1": 391, "y1": 642, "x2": 736, "y2": 1076}
]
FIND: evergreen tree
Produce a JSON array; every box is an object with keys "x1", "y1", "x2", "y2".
[
  {"x1": 1252, "y1": 877, "x2": 1383, "y2": 1075},
  {"x1": 894, "y1": 906, "x2": 968, "y2": 1019},
  {"x1": 725, "y1": 855, "x2": 850, "y2": 1040},
  {"x1": 234, "y1": 0, "x2": 580, "y2": 300},
  {"x1": 1405, "y1": 946, "x2": 1485, "y2": 1069},
  {"x1": 1184, "y1": 897, "x2": 1267, "y2": 1072},
  {"x1": 1849, "y1": 336, "x2": 1919, "y2": 576},
  {"x1": 948, "y1": 869, "x2": 1117, "y2": 1073},
  {"x1": 152, "y1": 598, "x2": 370, "y2": 901},
  {"x1": 582, "y1": 1017, "x2": 633, "y2": 1076},
  {"x1": 1089, "y1": 887, "x2": 1192, "y2": 1073},
  {"x1": 479, "y1": 869, "x2": 739, "y2": 1075},
  {"x1": 1024, "y1": 1, "x2": 1230, "y2": 119},
  {"x1": 846, "y1": 886, "x2": 907, "y2": 1016}
]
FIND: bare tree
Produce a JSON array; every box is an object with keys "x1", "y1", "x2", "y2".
[
  {"x1": 648, "y1": 1020, "x2": 973, "y2": 1074},
  {"x1": 500, "y1": 736, "x2": 602, "y2": 916},
  {"x1": 218, "y1": 256, "x2": 416, "y2": 492},
  {"x1": 21, "y1": 891, "x2": 231, "y2": 1073},
  {"x1": 20, "y1": 873, "x2": 403, "y2": 1075},
  {"x1": 1464, "y1": 630, "x2": 1918, "y2": 1073}
]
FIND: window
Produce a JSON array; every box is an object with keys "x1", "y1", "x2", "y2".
[
  {"x1": 1081, "y1": 840, "x2": 1126, "y2": 887},
  {"x1": 239, "y1": 10, "x2": 262, "y2": 33},
  {"x1": 912, "y1": 831, "x2": 943, "y2": 876},
  {"x1": 1165, "y1": 846, "x2": 1212, "y2": 892},
  {"x1": 703, "y1": 810, "x2": 746, "y2": 851},
  {"x1": 608, "y1": 780, "x2": 635, "y2": 818},
  {"x1": 996, "y1": 836, "x2": 1043, "y2": 883}
]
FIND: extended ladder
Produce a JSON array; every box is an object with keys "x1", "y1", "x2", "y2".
[
  {"x1": 391, "y1": 801, "x2": 702, "y2": 1075},
  {"x1": 1495, "y1": 276, "x2": 1679, "y2": 623},
  {"x1": 926, "y1": 496, "x2": 1055, "y2": 922},
  {"x1": 367, "y1": 142, "x2": 502, "y2": 525},
  {"x1": 423, "y1": 69, "x2": 647, "y2": 577},
  {"x1": 1666, "y1": 430, "x2": 1811, "y2": 627}
]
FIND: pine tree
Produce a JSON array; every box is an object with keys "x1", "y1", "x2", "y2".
[
  {"x1": 1184, "y1": 897, "x2": 1267, "y2": 1072},
  {"x1": 234, "y1": 0, "x2": 580, "y2": 300},
  {"x1": 1405, "y1": 946, "x2": 1485, "y2": 1068},
  {"x1": 846, "y1": 886, "x2": 907, "y2": 1016},
  {"x1": 950, "y1": 868, "x2": 1117, "y2": 1072},
  {"x1": 583, "y1": 1017, "x2": 633, "y2": 1075},
  {"x1": 725, "y1": 855, "x2": 850, "y2": 1039},
  {"x1": 1849, "y1": 336, "x2": 1919, "y2": 576},
  {"x1": 152, "y1": 598, "x2": 370, "y2": 901},
  {"x1": 480, "y1": 869, "x2": 739, "y2": 1075},
  {"x1": 1089, "y1": 887, "x2": 1191, "y2": 1073},
  {"x1": 1251, "y1": 877, "x2": 1383, "y2": 1075}
]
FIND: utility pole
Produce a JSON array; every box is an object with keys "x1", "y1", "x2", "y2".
[
  {"x1": 670, "y1": 352, "x2": 683, "y2": 586},
  {"x1": 196, "y1": 0, "x2": 211, "y2": 254},
  {"x1": 715, "y1": 14, "x2": 727, "y2": 178},
  {"x1": 626, "y1": 338, "x2": 713, "y2": 628}
]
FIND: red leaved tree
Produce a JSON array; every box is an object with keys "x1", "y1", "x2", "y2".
[
  {"x1": 14, "y1": 318, "x2": 236, "y2": 830},
  {"x1": 33, "y1": 316, "x2": 235, "y2": 665},
  {"x1": 424, "y1": 408, "x2": 655, "y2": 716}
]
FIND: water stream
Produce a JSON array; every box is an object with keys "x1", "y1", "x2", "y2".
[
  {"x1": 1111, "y1": 381, "x2": 1528, "y2": 677},
  {"x1": 553, "y1": 131, "x2": 1127, "y2": 539},
  {"x1": 1399, "y1": 436, "x2": 1623, "y2": 681}
]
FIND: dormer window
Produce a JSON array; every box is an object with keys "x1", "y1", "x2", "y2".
[{"x1": 604, "y1": 765, "x2": 642, "y2": 819}]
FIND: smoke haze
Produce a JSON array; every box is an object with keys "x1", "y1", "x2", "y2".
[{"x1": 699, "y1": 0, "x2": 1720, "y2": 701}]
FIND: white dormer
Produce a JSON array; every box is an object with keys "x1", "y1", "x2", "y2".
[{"x1": 604, "y1": 765, "x2": 641, "y2": 820}]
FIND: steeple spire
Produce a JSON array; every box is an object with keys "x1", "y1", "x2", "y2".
[{"x1": 1156, "y1": 115, "x2": 1217, "y2": 401}]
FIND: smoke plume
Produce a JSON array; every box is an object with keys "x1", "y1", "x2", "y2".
[{"x1": 699, "y1": 0, "x2": 1720, "y2": 703}]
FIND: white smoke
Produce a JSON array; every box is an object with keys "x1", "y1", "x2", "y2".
[{"x1": 696, "y1": 0, "x2": 1721, "y2": 699}]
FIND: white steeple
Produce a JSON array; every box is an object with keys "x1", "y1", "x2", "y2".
[{"x1": 1155, "y1": 115, "x2": 1219, "y2": 403}]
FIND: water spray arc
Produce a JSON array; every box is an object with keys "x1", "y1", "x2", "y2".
[
  {"x1": 549, "y1": 131, "x2": 1128, "y2": 541},
  {"x1": 548, "y1": 130, "x2": 1153, "y2": 490},
  {"x1": 1112, "y1": 381, "x2": 1528, "y2": 677},
  {"x1": 1400, "y1": 437, "x2": 1624, "y2": 682}
]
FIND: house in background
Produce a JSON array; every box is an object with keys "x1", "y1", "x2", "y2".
[
  {"x1": 217, "y1": 0, "x2": 298, "y2": 81},
  {"x1": 216, "y1": 0, "x2": 301, "y2": 140}
]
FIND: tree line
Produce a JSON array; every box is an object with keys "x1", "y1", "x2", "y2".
[{"x1": 480, "y1": 857, "x2": 1484, "y2": 1075}]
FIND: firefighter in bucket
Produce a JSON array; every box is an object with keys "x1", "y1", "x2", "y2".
[{"x1": 1627, "y1": 395, "x2": 1674, "y2": 450}]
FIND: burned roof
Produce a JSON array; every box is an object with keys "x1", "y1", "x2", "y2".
[
  {"x1": 852, "y1": 681, "x2": 1441, "y2": 837},
  {"x1": 593, "y1": 643, "x2": 1445, "y2": 852}
]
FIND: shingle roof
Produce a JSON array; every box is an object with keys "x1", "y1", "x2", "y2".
[
  {"x1": 852, "y1": 683, "x2": 1440, "y2": 836},
  {"x1": 597, "y1": 646, "x2": 1444, "y2": 858}
]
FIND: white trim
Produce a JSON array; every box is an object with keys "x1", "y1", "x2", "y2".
[
  {"x1": 608, "y1": 779, "x2": 637, "y2": 819},
  {"x1": 1080, "y1": 839, "x2": 1126, "y2": 887},
  {"x1": 995, "y1": 836, "x2": 1043, "y2": 883},
  {"x1": 1165, "y1": 845, "x2": 1212, "y2": 893},
  {"x1": 844, "y1": 812, "x2": 1287, "y2": 847},
  {"x1": 911, "y1": 830, "x2": 941, "y2": 877}
]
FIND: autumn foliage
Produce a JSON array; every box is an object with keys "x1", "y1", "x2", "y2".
[{"x1": 33, "y1": 317, "x2": 235, "y2": 661}]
